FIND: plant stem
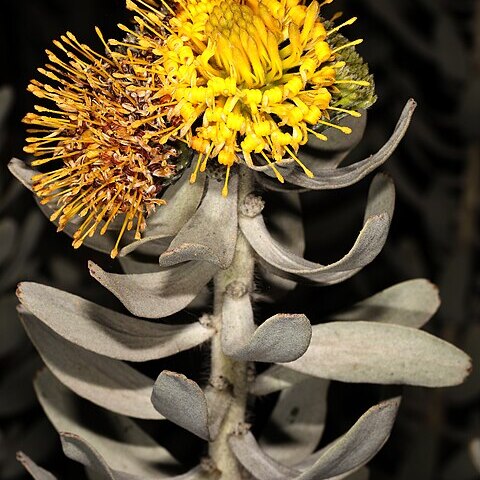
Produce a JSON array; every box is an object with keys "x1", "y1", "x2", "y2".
[{"x1": 208, "y1": 167, "x2": 255, "y2": 479}]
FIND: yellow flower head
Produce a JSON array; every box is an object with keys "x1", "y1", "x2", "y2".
[
  {"x1": 23, "y1": 0, "x2": 375, "y2": 258},
  {"x1": 23, "y1": 31, "x2": 189, "y2": 257},
  {"x1": 119, "y1": 0, "x2": 373, "y2": 194}
]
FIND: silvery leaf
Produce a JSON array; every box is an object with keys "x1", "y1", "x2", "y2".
[
  {"x1": 35, "y1": 370, "x2": 178, "y2": 477},
  {"x1": 281, "y1": 99, "x2": 416, "y2": 190},
  {"x1": 229, "y1": 431, "x2": 297, "y2": 480},
  {"x1": 61, "y1": 432, "x2": 207, "y2": 480},
  {"x1": 259, "y1": 378, "x2": 329, "y2": 466},
  {"x1": 250, "y1": 365, "x2": 313, "y2": 396},
  {"x1": 294, "y1": 398, "x2": 400, "y2": 479},
  {"x1": 0, "y1": 218, "x2": 16, "y2": 266},
  {"x1": 8, "y1": 157, "x2": 35, "y2": 192},
  {"x1": 16, "y1": 453, "x2": 57, "y2": 480},
  {"x1": 257, "y1": 113, "x2": 369, "y2": 191},
  {"x1": 158, "y1": 176, "x2": 238, "y2": 269},
  {"x1": 61, "y1": 436, "x2": 207, "y2": 480},
  {"x1": 121, "y1": 237, "x2": 173, "y2": 260},
  {"x1": 151, "y1": 371, "x2": 212, "y2": 441},
  {"x1": 259, "y1": 192, "x2": 305, "y2": 299},
  {"x1": 62, "y1": 432, "x2": 207, "y2": 480},
  {"x1": 120, "y1": 169, "x2": 206, "y2": 257},
  {"x1": 0, "y1": 294, "x2": 27, "y2": 357},
  {"x1": 285, "y1": 321, "x2": 471, "y2": 387},
  {"x1": 89, "y1": 260, "x2": 217, "y2": 319},
  {"x1": 61, "y1": 433, "x2": 116, "y2": 480},
  {"x1": 17, "y1": 282, "x2": 213, "y2": 362},
  {"x1": 230, "y1": 398, "x2": 399, "y2": 480},
  {"x1": 470, "y1": 439, "x2": 480, "y2": 473},
  {"x1": 20, "y1": 310, "x2": 162, "y2": 419},
  {"x1": 0, "y1": 355, "x2": 41, "y2": 416},
  {"x1": 119, "y1": 255, "x2": 166, "y2": 275},
  {"x1": 221, "y1": 293, "x2": 311, "y2": 362},
  {"x1": 240, "y1": 174, "x2": 394, "y2": 284},
  {"x1": 331, "y1": 279, "x2": 440, "y2": 328}
]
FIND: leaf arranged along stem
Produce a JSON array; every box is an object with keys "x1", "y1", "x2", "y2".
[
  {"x1": 158, "y1": 176, "x2": 238, "y2": 268},
  {"x1": 331, "y1": 279, "x2": 440, "y2": 327},
  {"x1": 230, "y1": 398, "x2": 400, "y2": 479},
  {"x1": 89, "y1": 260, "x2": 218, "y2": 319},
  {"x1": 16, "y1": 453, "x2": 57, "y2": 480},
  {"x1": 17, "y1": 282, "x2": 214, "y2": 362},
  {"x1": 285, "y1": 321, "x2": 471, "y2": 387},
  {"x1": 34, "y1": 370, "x2": 179, "y2": 477},
  {"x1": 20, "y1": 310, "x2": 162, "y2": 419},
  {"x1": 280, "y1": 99, "x2": 416, "y2": 190},
  {"x1": 240, "y1": 174, "x2": 394, "y2": 284},
  {"x1": 221, "y1": 292, "x2": 311, "y2": 363}
]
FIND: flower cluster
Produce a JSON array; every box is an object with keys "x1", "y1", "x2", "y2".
[{"x1": 23, "y1": 0, "x2": 374, "y2": 256}]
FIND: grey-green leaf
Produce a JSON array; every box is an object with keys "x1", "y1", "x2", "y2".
[
  {"x1": 250, "y1": 365, "x2": 313, "y2": 396},
  {"x1": 151, "y1": 371, "x2": 210, "y2": 441},
  {"x1": 89, "y1": 260, "x2": 217, "y2": 319},
  {"x1": 222, "y1": 293, "x2": 311, "y2": 362},
  {"x1": 285, "y1": 321, "x2": 471, "y2": 387},
  {"x1": 120, "y1": 168, "x2": 206, "y2": 257},
  {"x1": 17, "y1": 282, "x2": 213, "y2": 362},
  {"x1": 259, "y1": 378, "x2": 329, "y2": 466},
  {"x1": 61, "y1": 433, "x2": 207, "y2": 480},
  {"x1": 331, "y1": 279, "x2": 440, "y2": 328},
  {"x1": 35, "y1": 370, "x2": 177, "y2": 477},
  {"x1": 61, "y1": 434, "x2": 116, "y2": 480},
  {"x1": 229, "y1": 432, "x2": 296, "y2": 480},
  {"x1": 158, "y1": 176, "x2": 238, "y2": 268},
  {"x1": 16, "y1": 453, "x2": 57, "y2": 480},
  {"x1": 281, "y1": 99, "x2": 416, "y2": 189},
  {"x1": 295, "y1": 398, "x2": 400, "y2": 479},
  {"x1": 230, "y1": 398, "x2": 399, "y2": 480},
  {"x1": 240, "y1": 174, "x2": 394, "y2": 284},
  {"x1": 20, "y1": 311, "x2": 162, "y2": 419},
  {"x1": 8, "y1": 157, "x2": 35, "y2": 192}
]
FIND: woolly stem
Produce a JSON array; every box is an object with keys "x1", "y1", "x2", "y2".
[{"x1": 208, "y1": 167, "x2": 255, "y2": 479}]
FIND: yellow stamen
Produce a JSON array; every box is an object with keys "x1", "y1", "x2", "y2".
[
  {"x1": 328, "y1": 106, "x2": 362, "y2": 117},
  {"x1": 222, "y1": 164, "x2": 231, "y2": 197},
  {"x1": 331, "y1": 39, "x2": 364, "y2": 54},
  {"x1": 284, "y1": 146, "x2": 314, "y2": 178}
]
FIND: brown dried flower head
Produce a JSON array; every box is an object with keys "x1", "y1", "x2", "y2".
[{"x1": 23, "y1": 30, "x2": 187, "y2": 258}]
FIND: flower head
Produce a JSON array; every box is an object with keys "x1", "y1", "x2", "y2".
[
  {"x1": 23, "y1": 0, "x2": 375, "y2": 258},
  {"x1": 23, "y1": 31, "x2": 190, "y2": 257},
  {"x1": 119, "y1": 0, "x2": 375, "y2": 193}
]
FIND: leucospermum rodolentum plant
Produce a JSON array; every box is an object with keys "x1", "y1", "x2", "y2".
[
  {"x1": 11, "y1": 0, "x2": 474, "y2": 479},
  {"x1": 23, "y1": 0, "x2": 375, "y2": 258}
]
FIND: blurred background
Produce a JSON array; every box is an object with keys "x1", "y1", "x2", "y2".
[{"x1": 0, "y1": 0, "x2": 478, "y2": 478}]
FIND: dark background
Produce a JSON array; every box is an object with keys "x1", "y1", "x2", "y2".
[{"x1": 0, "y1": 0, "x2": 479, "y2": 478}]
